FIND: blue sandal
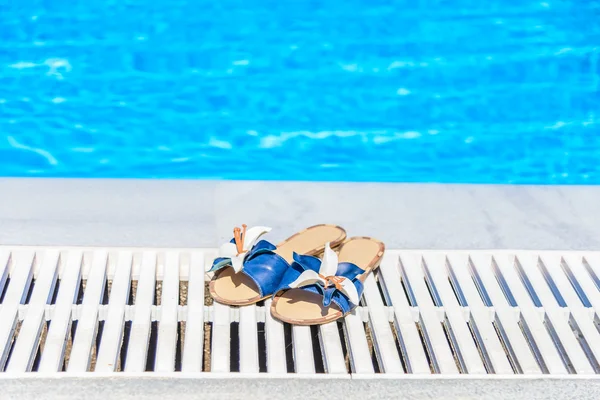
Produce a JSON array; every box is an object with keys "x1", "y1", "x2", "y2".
[
  {"x1": 270, "y1": 237, "x2": 385, "y2": 325},
  {"x1": 209, "y1": 224, "x2": 346, "y2": 306}
]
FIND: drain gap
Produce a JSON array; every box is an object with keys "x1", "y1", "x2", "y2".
[
  {"x1": 374, "y1": 272, "x2": 390, "y2": 306},
  {"x1": 424, "y1": 277, "x2": 443, "y2": 307},
  {"x1": 492, "y1": 317, "x2": 522, "y2": 374},
  {"x1": 514, "y1": 259, "x2": 543, "y2": 307},
  {"x1": 363, "y1": 321, "x2": 381, "y2": 373},
  {"x1": 24, "y1": 278, "x2": 36, "y2": 304},
  {"x1": 446, "y1": 261, "x2": 470, "y2": 306},
  {"x1": 90, "y1": 320, "x2": 104, "y2": 372},
  {"x1": 389, "y1": 320, "x2": 408, "y2": 373},
  {"x1": 3, "y1": 321, "x2": 23, "y2": 371},
  {"x1": 518, "y1": 318, "x2": 549, "y2": 374},
  {"x1": 336, "y1": 320, "x2": 351, "y2": 373},
  {"x1": 50, "y1": 278, "x2": 61, "y2": 305},
  {"x1": 0, "y1": 277, "x2": 10, "y2": 303},
  {"x1": 537, "y1": 260, "x2": 567, "y2": 307},
  {"x1": 31, "y1": 321, "x2": 50, "y2": 372},
  {"x1": 76, "y1": 280, "x2": 85, "y2": 305},
  {"x1": 543, "y1": 315, "x2": 575, "y2": 374},
  {"x1": 101, "y1": 281, "x2": 110, "y2": 306},
  {"x1": 129, "y1": 280, "x2": 138, "y2": 305},
  {"x1": 105, "y1": 280, "x2": 113, "y2": 304},
  {"x1": 283, "y1": 323, "x2": 295, "y2": 373},
  {"x1": 179, "y1": 280, "x2": 188, "y2": 307},
  {"x1": 310, "y1": 325, "x2": 325, "y2": 373},
  {"x1": 442, "y1": 318, "x2": 465, "y2": 373},
  {"x1": 257, "y1": 322, "x2": 267, "y2": 372},
  {"x1": 583, "y1": 258, "x2": 600, "y2": 291},
  {"x1": 155, "y1": 280, "x2": 162, "y2": 306},
  {"x1": 400, "y1": 275, "x2": 413, "y2": 306},
  {"x1": 568, "y1": 315, "x2": 600, "y2": 373},
  {"x1": 203, "y1": 281, "x2": 212, "y2": 372},
  {"x1": 416, "y1": 322, "x2": 437, "y2": 373},
  {"x1": 202, "y1": 322, "x2": 212, "y2": 372},
  {"x1": 63, "y1": 320, "x2": 78, "y2": 371},
  {"x1": 175, "y1": 321, "x2": 183, "y2": 371},
  {"x1": 118, "y1": 321, "x2": 132, "y2": 371},
  {"x1": 491, "y1": 259, "x2": 518, "y2": 307},
  {"x1": 230, "y1": 321, "x2": 240, "y2": 372},
  {"x1": 144, "y1": 321, "x2": 158, "y2": 371},
  {"x1": 467, "y1": 316, "x2": 494, "y2": 373},
  {"x1": 448, "y1": 277, "x2": 465, "y2": 306},
  {"x1": 561, "y1": 259, "x2": 592, "y2": 307}
]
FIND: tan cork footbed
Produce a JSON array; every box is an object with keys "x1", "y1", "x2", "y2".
[
  {"x1": 209, "y1": 224, "x2": 347, "y2": 306},
  {"x1": 270, "y1": 237, "x2": 385, "y2": 326}
]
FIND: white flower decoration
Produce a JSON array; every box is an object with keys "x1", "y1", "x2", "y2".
[
  {"x1": 218, "y1": 225, "x2": 272, "y2": 273},
  {"x1": 287, "y1": 242, "x2": 359, "y2": 304}
]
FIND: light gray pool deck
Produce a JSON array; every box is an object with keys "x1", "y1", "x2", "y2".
[
  {"x1": 1, "y1": 178, "x2": 600, "y2": 400},
  {"x1": 2, "y1": 178, "x2": 600, "y2": 250},
  {"x1": 2, "y1": 375, "x2": 600, "y2": 400}
]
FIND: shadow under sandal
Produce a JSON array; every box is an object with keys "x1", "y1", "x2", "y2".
[
  {"x1": 270, "y1": 237, "x2": 385, "y2": 325},
  {"x1": 209, "y1": 224, "x2": 347, "y2": 306}
]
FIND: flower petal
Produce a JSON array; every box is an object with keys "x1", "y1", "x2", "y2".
[
  {"x1": 219, "y1": 242, "x2": 238, "y2": 258},
  {"x1": 231, "y1": 255, "x2": 245, "y2": 273},
  {"x1": 287, "y1": 270, "x2": 326, "y2": 289},
  {"x1": 338, "y1": 278, "x2": 360, "y2": 305},
  {"x1": 319, "y1": 242, "x2": 338, "y2": 277},
  {"x1": 242, "y1": 226, "x2": 272, "y2": 251}
]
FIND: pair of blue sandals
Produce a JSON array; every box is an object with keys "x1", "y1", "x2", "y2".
[{"x1": 209, "y1": 224, "x2": 384, "y2": 325}]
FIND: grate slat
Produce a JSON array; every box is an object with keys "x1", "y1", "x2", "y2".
[
  {"x1": 423, "y1": 253, "x2": 487, "y2": 374},
  {"x1": 400, "y1": 253, "x2": 458, "y2": 374},
  {"x1": 342, "y1": 308, "x2": 373, "y2": 374},
  {"x1": 263, "y1": 298, "x2": 287, "y2": 374},
  {"x1": 467, "y1": 254, "x2": 542, "y2": 374},
  {"x1": 377, "y1": 252, "x2": 429, "y2": 374},
  {"x1": 38, "y1": 251, "x2": 83, "y2": 372},
  {"x1": 362, "y1": 274, "x2": 404, "y2": 374},
  {"x1": 1, "y1": 246, "x2": 600, "y2": 378},
  {"x1": 239, "y1": 304, "x2": 259, "y2": 373},
  {"x1": 292, "y1": 325, "x2": 315, "y2": 374},
  {"x1": 155, "y1": 252, "x2": 180, "y2": 372},
  {"x1": 124, "y1": 252, "x2": 156, "y2": 372},
  {"x1": 446, "y1": 253, "x2": 515, "y2": 374},
  {"x1": 318, "y1": 321, "x2": 346, "y2": 374},
  {"x1": 567, "y1": 256, "x2": 600, "y2": 314},
  {"x1": 0, "y1": 251, "x2": 35, "y2": 371},
  {"x1": 494, "y1": 254, "x2": 569, "y2": 374},
  {"x1": 181, "y1": 251, "x2": 205, "y2": 372},
  {"x1": 6, "y1": 251, "x2": 59, "y2": 372},
  {"x1": 540, "y1": 255, "x2": 600, "y2": 371},
  {"x1": 211, "y1": 302, "x2": 231, "y2": 373},
  {"x1": 0, "y1": 250, "x2": 10, "y2": 300},
  {"x1": 67, "y1": 251, "x2": 107, "y2": 372},
  {"x1": 517, "y1": 254, "x2": 595, "y2": 374},
  {"x1": 95, "y1": 251, "x2": 133, "y2": 372}
]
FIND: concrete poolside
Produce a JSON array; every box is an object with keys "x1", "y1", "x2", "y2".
[
  {"x1": 2, "y1": 178, "x2": 600, "y2": 249},
  {"x1": 2, "y1": 178, "x2": 600, "y2": 400}
]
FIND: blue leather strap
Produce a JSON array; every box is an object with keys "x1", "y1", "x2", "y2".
[
  {"x1": 275, "y1": 253, "x2": 365, "y2": 314},
  {"x1": 211, "y1": 240, "x2": 290, "y2": 297}
]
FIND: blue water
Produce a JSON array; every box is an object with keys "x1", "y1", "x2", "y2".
[{"x1": 1, "y1": 0, "x2": 599, "y2": 183}]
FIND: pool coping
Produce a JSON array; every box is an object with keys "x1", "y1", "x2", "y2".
[
  {"x1": 2, "y1": 178, "x2": 600, "y2": 399},
  {"x1": 2, "y1": 178, "x2": 600, "y2": 250},
  {"x1": 1, "y1": 374, "x2": 599, "y2": 400}
]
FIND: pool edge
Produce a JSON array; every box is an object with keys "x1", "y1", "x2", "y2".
[{"x1": 1, "y1": 177, "x2": 600, "y2": 250}]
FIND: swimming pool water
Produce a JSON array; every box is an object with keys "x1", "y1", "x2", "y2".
[{"x1": 1, "y1": 0, "x2": 599, "y2": 183}]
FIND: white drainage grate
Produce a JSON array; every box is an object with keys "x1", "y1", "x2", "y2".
[{"x1": 1, "y1": 247, "x2": 600, "y2": 377}]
